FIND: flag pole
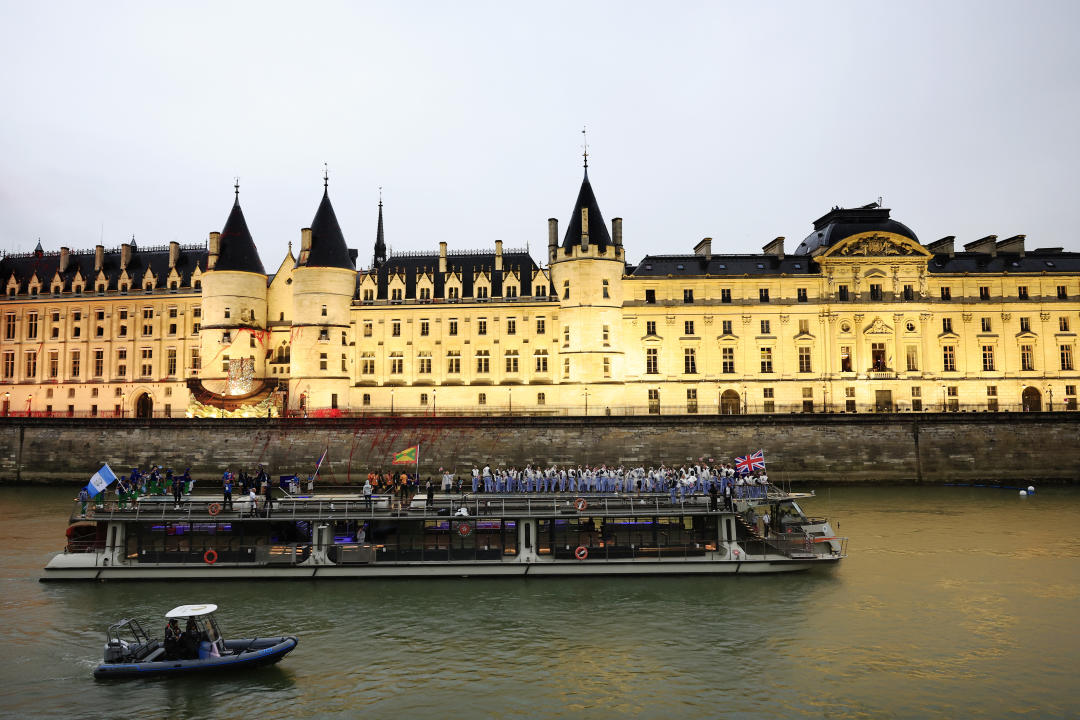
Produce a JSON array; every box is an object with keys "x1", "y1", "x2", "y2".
[{"x1": 416, "y1": 442, "x2": 420, "y2": 481}]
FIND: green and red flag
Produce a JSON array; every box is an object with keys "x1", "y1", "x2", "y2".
[{"x1": 392, "y1": 445, "x2": 419, "y2": 465}]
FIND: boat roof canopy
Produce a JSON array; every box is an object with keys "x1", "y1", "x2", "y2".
[{"x1": 166, "y1": 604, "x2": 218, "y2": 619}]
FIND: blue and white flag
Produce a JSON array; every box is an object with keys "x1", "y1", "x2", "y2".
[{"x1": 85, "y1": 464, "x2": 118, "y2": 498}]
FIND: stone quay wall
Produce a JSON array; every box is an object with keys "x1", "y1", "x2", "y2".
[{"x1": 0, "y1": 412, "x2": 1077, "y2": 486}]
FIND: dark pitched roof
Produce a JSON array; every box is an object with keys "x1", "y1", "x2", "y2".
[
  {"x1": 0, "y1": 244, "x2": 206, "y2": 295},
  {"x1": 366, "y1": 250, "x2": 547, "y2": 300},
  {"x1": 561, "y1": 170, "x2": 611, "y2": 253},
  {"x1": 928, "y1": 250, "x2": 1080, "y2": 274},
  {"x1": 794, "y1": 205, "x2": 919, "y2": 255},
  {"x1": 300, "y1": 189, "x2": 355, "y2": 270},
  {"x1": 214, "y1": 196, "x2": 265, "y2": 274},
  {"x1": 629, "y1": 254, "x2": 818, "y2": 277}
]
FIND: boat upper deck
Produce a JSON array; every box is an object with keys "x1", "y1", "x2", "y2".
[{"x1": 71, "y1": 486, "x2": 813, "y2": 525}]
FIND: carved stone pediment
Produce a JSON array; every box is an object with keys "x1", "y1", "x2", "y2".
[
  {"x1": 864, "y1": 317, "x2": 893, "y2": 335},
  {"x1": 839, "y1": 234, "x2": 918, "y2": 257}
]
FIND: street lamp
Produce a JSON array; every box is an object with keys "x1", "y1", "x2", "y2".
[
  {"x1": 432, "y1": 389, "x2": 437, "y2": 417},
  {"x1": 121, "y1": 393, "x2": 126, "y2": 418},
  {"x1": 1048, "y1": 386, "x2": 1054, "y2": 412},
  {"x1": 941, "y1": 385, "x2": 946, "y2": 412},
  {"x1": 508, "y1": 387, "x2": 512, "y2": 415},
  {"x1": 390, "y1": 387, "x2": 395, "y2": 416},
  {"x1": 582, "y1": 387, "x2": 589, "y2": 416}
]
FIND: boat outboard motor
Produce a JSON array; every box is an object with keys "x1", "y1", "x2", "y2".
[{"x1": 103, "y1": 638, "x2": 130, "y2": 663}]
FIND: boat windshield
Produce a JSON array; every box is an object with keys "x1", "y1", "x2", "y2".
[{"x1": 777, "y1": 501, "x2": 809, "y2": 527}]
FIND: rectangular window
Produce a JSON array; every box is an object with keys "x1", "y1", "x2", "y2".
[
  {"x1": 981, "y1": 317, "x2": 992, "y2": 333},
  {"x1": 684, "y1": 320, "x2": 694, "y2": 336},
  {"x1": 798, "y1": 347, "x2": 812, "y2": 373},
  {"x1": 24, "y1": 351, "x2": 37, "y2": 379},
  {"x1": 602, "y1": 280, "x2": 610, "y2": 299},
  {"x1": 476, "y1": 351, "x2": 490, "y2": 373},
  {"x1": 721, "y1": 288, "x2": 731, "y2": 304},
  {"x1": 603, "y1": 356, "x2": 611, "y2": 378},
  {"x1": 940, "y1": 287, "x2": 952, "y2": 301},
  {"x1": 722, "y1": 320, "x2": 732, "y2": 335},
  {"x1": 418, "y1": 354, "x2": 432, "y2": 374},
  {"x1": 505, "y1": 351, "x2": 519, "y2": 373},
  {"x1": 1060, "y1": 317, "x2": 1070, "y2": 332},
  {"x1": 906, "y1": 345, "x2": 919, "y2": 372},
  {"x1": 840, "y1": 346, "x2": 852, "y2": 372},
  {"x1": 943, "y1": 345, "x2": 956, "y2": 372},
  {"x1": 1020, "y1": 317, "x2": 1031, "y2": 332},
  {"x1": 4, "y1": 313, "x2": 15, "y2": 340},
  {"x1": 92, "y1": 350, "x2": 104, "y2": 378},
  {"x1": 563, "y1": 357, "x2": 570, "y2": 379},
  {"x1": 391, "y1": 321, "x2": 401, "y2": 337},
  {"x1": 420, "y1": 320, "x2": 430, "y2": 336},
  {"x1": 140, "y1": 348, "x2": 153, "y2": 378},
  {"x1": 341, "y1": 354, "x2": 347, "y2": 372},
  {"x1": 798, "y1": 319, "x2": 810, "y2": 335},
  {"x1": 869, "y1": 284, "x2": 883, "y2": 301},
  {"x1": 142, "y1": 307, "x2": 153, "y2": 335},
  {"x1": 534, "y1": 351, "x2": 548, "y2": 373},
  {"x1": 478, "y1": 393, "x2": 487, "y2": 406},
  {"x1": 1061, "y1": 344, "x2": 1074, "y2": 371},
  {"x1": 686, "y1": 388, "x2": 698, "y2": 413},
  {"x1": 117, "y1": 348, "x2": 127, "y2": 377},
  {"x1": 648, "y1": 389, "x2": 660, "y2": 414},
  {"x1": 982, "y1": 345, "x2": 995, "y2": 371},
  {"x1": 979, "y1": 286, "x2": 990, "y2": 300},
  {"x1": 48, "y1": 350, "x2": 59, "y2": 379},
  {"x1": 537, "y1": 392, "x2": 546, "y2": 406},
  {"x1": 506, "y1": 318, "x2": 516, "y2": 335},
  {"x1": 762, "y1": 387, "x2": 774, "y2": 413},
  {"x1": 683, "y1": 289, "x2": 694, "y2": 304},
  {"x1": 1, "y1": 351, "x2": 12, "y2": 379},
  {"x1": 646, "y1": 348, "x2": 658, "y2": 374},
  {"x1": 837, "y1": 285, "x2": 849, "y2": 302},
  {"x1": 760, "y1": 320, "x2": 770, "y2": 335},
  {"x1": 903, "y1": 284, "x2": 914, "y2": 301},
  {"x1": 361, "y1": 352, "x2": 375, "y2": 374},
  {"x1": 477, "y1": 319, "x2": 487, "y2": 336},
  {"x1": 942, "y1": 317, "x2": 953, "y2": 333},
  {"x1": 646, "y1": 320, "x2": 657, "y2": 336},
  {"x1": 449, "y1": 319, "x2": 458, "y2": 336},
  {"x1": 1018, "y1": 286, "x2": 1029, "y2": 300},
  {"x1": 563, "y1": 326, "x2": 569, "y2": 345},
  {"x1": 722, "y1": 347, "x2": 734, "y2": 373},
  {"x1": 602, "y1": 325, "x2": 610, "y2": 344},
  {"x1": 389, "y1": 353, "x2": 403, "y2": 374},
  {"x1": 190, "y1": 348, "x2": 201, "y2": 371},
  {"x1": 645, "y1": 289, "x2": 656, "y2": 304},
  {"x1": 51, "y1": 312, "x2": 60, "y2": 339},
  {"x1": 759, "y1": 288, "x2": 770, "y2": 303},
  {"x1": 167, "y1": 348, "x2": 177, "y2": 376},
  {"x1": 1058, "y1": 285, "x2": 1068, "y2": 300},
  {"x1": 27, "y1": 311, "x2": 38, "y2": 340},
  {"x1": 563, "y1": 281, "x2": 570, "y2": 300},
  {"x1": 683, "y1": 348, "x2": 697, "y2": 374},
  {"x1": 319, "y1": 353, "x2": 327, "y2": 371},
  {"x1": 536, "y1": 317, "x2": 545, "y2": 335},
  {"x1": 363, "y1": 321, "x2": 372, "y2": 337},
  {"x1": 760, "y1": 347, "x2": 773, "y2": 373},
  {"x1": 1021, "y1": 345, "x2": 1034, "y2": 372},
  {"x1": 797, "y1": 288, "x2": 808, "y2": 303},
  {"x1": 446, "y1": 352, "x2": 460, "y2": 374}
]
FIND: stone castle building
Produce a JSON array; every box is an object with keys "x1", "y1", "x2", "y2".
[{"x1": 1, "y1": 168, "x2": 1078, "y2": 417}]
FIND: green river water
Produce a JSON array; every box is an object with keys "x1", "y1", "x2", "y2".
[{"x1": 0, "y1": 484, "x2": 1078, "y2": 719}]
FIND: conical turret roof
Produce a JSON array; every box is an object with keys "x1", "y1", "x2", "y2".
[
  {"x1": 562, "y1": 170, "x2": 611, "y2": 250},
  {"x1": 215, "y1": 193, "x2": 266, "y2": 274},
  {"x1": 300, "y1": 188, "x2": 355, "y2": 269}
]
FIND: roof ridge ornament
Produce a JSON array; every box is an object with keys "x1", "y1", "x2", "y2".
[
  {"x1": 581, "y1": 125, "x2": 589, "y2": 170},
  {"x1": 234, "y1": 177, "x2": 240, "y2": 205},
  {"x1": 323, "y1": 162, "x2": 329, "y2": 191}
]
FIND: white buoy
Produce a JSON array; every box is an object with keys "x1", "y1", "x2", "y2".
[
  {"x1": 1019, "y1": 490, "x2": 1028, "y2": 497},
  {"x1": 1027, "y1": 486, "x2": 1035, "y2": 493}
]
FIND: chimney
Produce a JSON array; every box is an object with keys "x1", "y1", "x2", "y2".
[
  {"x1": 612, "y1": 218, "x2": 623, "y2": 247},
  {"x1": 762, "y1": 237, "x2": 785, "y2": 259},
  {"x1": 439, "y1": 241, "x2": 447, "y2": 273},
  {"x1": 494, "y1": 240, "x2": 503, "y2": 271},
  {"x1": 208, "y1": 232, "x2": 220, "y2": 270},
  {"x1": 59, "y1": 247, "x2": 70, "y2": 274},
  {"x1": 299, "y1": 228, "x2": 312, "y2": 265},
  {"x1": 120, "y1": 242, "x2": 131, "y2": 270},
  {"x1": 693, "y1": 237, "x2": 712, "y2": 260},
  {"x1": 547, "y1": 218, "x2": 558, "y2": 262},
  {"x1": 996, "y1": 234, "x2": 1025, "y2": 257},
  {"x1": 963, "y1": 235, "x2": 998, "y2": 256},
  {"x1": 94, "y1": 244, "x2": 104, "y2": 272},
  {"x1": 169, "y1": 241, "x2": 179, "y2": 269},
  {"x1": 926, "y1": 236, "x2": 955, "y2": 258}
]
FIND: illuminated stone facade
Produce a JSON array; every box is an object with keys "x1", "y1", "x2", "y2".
[{"x1": 1, "y1": 171, "x2": 1078, "y2": 417}]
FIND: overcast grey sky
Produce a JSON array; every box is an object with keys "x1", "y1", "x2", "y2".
[{"x1": 2, "y1": 1, "x2": 1078, "y2": 268}]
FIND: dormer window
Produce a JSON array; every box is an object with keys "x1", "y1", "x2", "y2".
[{"x1": 477, "y1": 286, "x2": 488, "y2": 299}]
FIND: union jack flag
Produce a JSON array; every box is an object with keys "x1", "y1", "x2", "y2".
[{"x1": 735, "y1": 450, "x2": 766, "y2": 475}]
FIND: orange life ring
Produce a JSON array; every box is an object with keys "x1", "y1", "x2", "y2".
[
  {"x1": 574, "y1": 545, "x2": 588, "y2": 560},
  {"x1": 574, "y1": 497, "x2": 588, "y2": 511},
  {"x1": 207, "y1": 503, "x2": 222, "y2": 516},
  {"x1": 203, "y1": 549, "x2": 218, "y2": 565},
  {"x1": 458, "y1": 523, "x2": 472, "y2": 537}
]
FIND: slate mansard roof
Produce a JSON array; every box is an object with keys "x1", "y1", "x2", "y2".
[
  {"x1": 0, "y1": 242, "x2": 207, "y2": 295},
  {"x1": 365, "y1": 250, "x2": 548, "y2": 301}
]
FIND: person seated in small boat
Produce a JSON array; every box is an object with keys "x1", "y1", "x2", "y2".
[
  {"x1": 164, "y1": 618, "x2": 182, "y2": 660},
  {"x1": 183, "y1": 618, "x2": 202, "y2": 659}
]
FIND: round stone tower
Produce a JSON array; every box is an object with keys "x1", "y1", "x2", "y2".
[
  {"x1": 548, "y1": 167, "x2": 625, "y2": 387},
  {"x1": 200, "y1": 186, "x2": 268, "y2": 395},
  {"x1": 289, "y1": 180, "x2": 357, "y2": 413}
]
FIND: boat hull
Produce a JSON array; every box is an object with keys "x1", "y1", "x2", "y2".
[{"x1": 94, "y1": 636, "x2": 297, "y2": 679}]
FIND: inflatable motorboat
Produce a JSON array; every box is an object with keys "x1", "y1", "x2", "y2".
[{"x1": 94, "y1": 603, "x2": 297, "y2": 679}]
